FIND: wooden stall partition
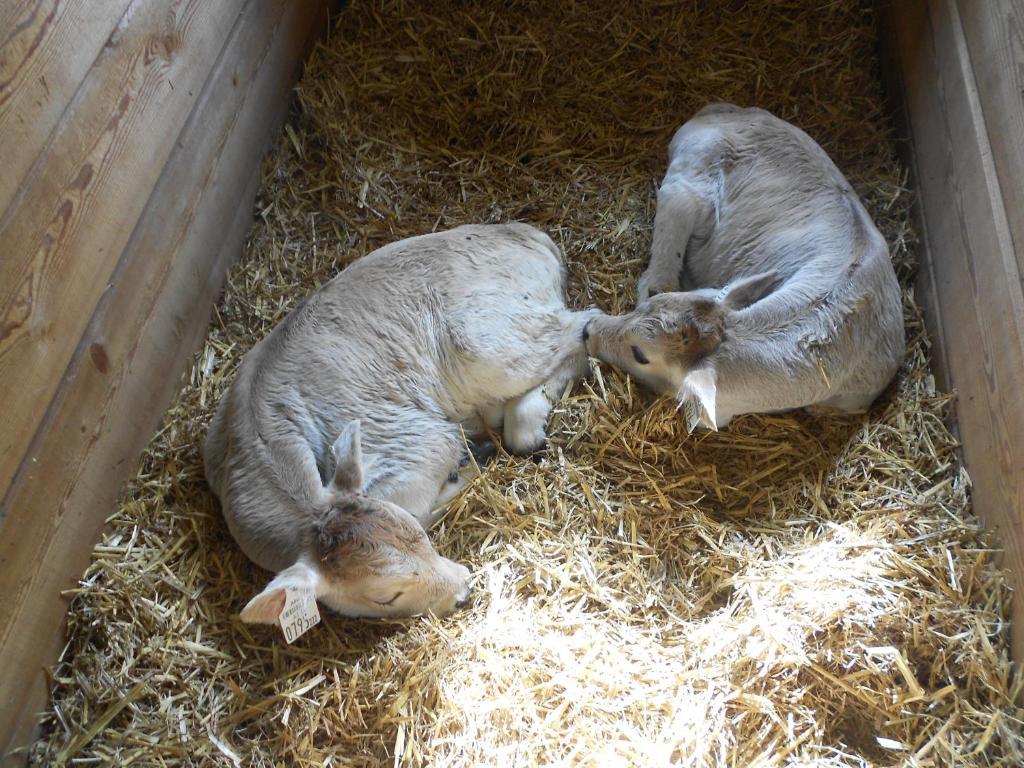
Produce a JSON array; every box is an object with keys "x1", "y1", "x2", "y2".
[
  {"x1": 0, "y1": 0, "x2": 248, "y2": 506},
  {"x1": 878, "y1": 0, "x2": 1024, "y2": 661},
  {"x1": 0, "y1": 0, "x2": 330, "y2": 761}
]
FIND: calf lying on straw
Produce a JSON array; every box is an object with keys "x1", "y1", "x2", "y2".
[
  {"x1": 204, "y1": 224, "x2": 597, "y2": 622},
  {"x1": 584, "y1": 103, "x2": 905, "y2": 429}
]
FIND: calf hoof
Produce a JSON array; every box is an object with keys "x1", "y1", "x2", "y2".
[
  {"x1": 503, "y1": 389, "x2": 551, "y2": 456},
  {"x1": 637, "y1": 271, "x2": 679, "y2": 304},
  {"x1": 504, "y1": 427, "x2": 548, "y2": 457},
  {"x1": 464, "y1": 439, "x2": 498, "y2": 468}
]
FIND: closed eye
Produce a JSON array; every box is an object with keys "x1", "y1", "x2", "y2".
[
  {"x1": 374, "y1": 591, "x2": 404, "y2": 607},
  {"x1": 631, "y1": 345, "x2": 649, "y2": 365}
]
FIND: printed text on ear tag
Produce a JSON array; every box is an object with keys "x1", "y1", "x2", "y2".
[{"x1": 279, "y1": 586, "x2": 320, "y2": 643}]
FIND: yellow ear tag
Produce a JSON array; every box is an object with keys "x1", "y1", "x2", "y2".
[{"x1": 279, "y1": 586, "x2": 321, "y2": 644}]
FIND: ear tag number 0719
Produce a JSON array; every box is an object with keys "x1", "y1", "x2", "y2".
[{"x1": 279, "y1": 586, "x2": 321, "y2": 644}]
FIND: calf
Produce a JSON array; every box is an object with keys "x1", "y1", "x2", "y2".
[
  {"x1": 205, "y1": 224, "x2": 596, "y2": 623},
  {"x1": 585, "y1": 103, "x2": 905, "y2": 429}
]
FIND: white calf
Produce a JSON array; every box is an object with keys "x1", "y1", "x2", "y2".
[
  {"x1": 586, "y1": 103, "x2": 904, "y2": 428},
  {"x1": 205, "y1": 223, "x2": 596, "y2": 622}
]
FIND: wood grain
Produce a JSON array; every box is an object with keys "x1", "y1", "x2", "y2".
[
  {"x1": 876, "y1": 1, "x2": 955, "y2": 395},
  {"x1": 0, "y1": 0, "x2": 247, "y2": 505},
  {"x1": 881, "y1": 0, "x2": 1024, "y2": 660},
  {"x1": 0, "y1": 0, "x2": 134, "y2": 216},
  {"x1": 0, "y1": 0, "x2": 327, "y2": 759},
  {"x1": 959, "y1": 1, "x2": 1024, "y2": 273}
]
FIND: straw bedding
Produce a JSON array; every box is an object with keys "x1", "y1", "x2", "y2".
[{"x1": 28, "y1": 1, "x2": 1024, "y2": 765}]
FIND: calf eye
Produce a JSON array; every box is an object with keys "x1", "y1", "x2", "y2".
[
  {"x1": 375, "y1": 591, "x2": 404, "y2": 607},
  {"x1": 631, "y1": 345, "x2": 650, "y2": 365}
]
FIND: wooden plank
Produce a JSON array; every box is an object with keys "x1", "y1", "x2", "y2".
[
  {"x1": 875, "y1": 1, "x2": 955, "y2": 395},
  {"x1": 881, "y1": 0, "x2": 1024, "y2": 660},
  {"x1": 958, "y1": 1, "x2": 1024, "y2": 274},
  {"x1": 0, "y1": 0, "x2": 134, "y2": 217},
  {"x1": 0, "y1": 177, "x2": 260, "y2": 768},
  {"x1": 0, "y1": 0, "x2": 248, "y2": 505},
  {"x1": 0, "y1": 0, "x2": 327, "y2": 759}
]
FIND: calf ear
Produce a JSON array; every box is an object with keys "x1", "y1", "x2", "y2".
[
  {"x1": 240, "y1": 561, "x2": 320, "y2": 624},
  {"x1": 678, "y1": 367, "x2": 718, "y2": 432},
  {"x1": 718, "y1": 270, "x2": 779, "y2": 311},
  {"x1": 329, "y1": 420, "x2": 364, "y2": 495}
]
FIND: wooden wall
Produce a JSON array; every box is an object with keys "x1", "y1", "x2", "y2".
[
  {"x1": 0, "y1": 0, "x2": 1019, "y2": 759},
  {"x1": 878, "y1": 0, "x2": 1024, "y2": 661},
  {"x1": 0, "y1": 0, "x2": 330, "y2": 760}
]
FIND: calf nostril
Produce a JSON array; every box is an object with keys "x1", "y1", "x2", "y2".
[{"x1": 581, "y1": 325, "x2": 590, "y2": 342}]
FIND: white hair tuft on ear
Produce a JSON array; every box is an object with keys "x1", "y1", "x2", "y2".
[{"x1": 678, "y1": 367, "x2": 718, "y2": 433}]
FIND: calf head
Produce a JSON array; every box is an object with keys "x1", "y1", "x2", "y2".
[
  {"x1": 584, "y1": 271, "x2": 778, "y2": 427},
  {"x1": 241, "y1": 421, "x2": 471, "y2": 624}
]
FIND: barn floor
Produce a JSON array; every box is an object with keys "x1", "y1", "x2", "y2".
[{"x1": 28, "y1": 1, "x2": 1024, "y2": 766}]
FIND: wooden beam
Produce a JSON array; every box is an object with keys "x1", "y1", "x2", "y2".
[
  {"x1": 0, "y1": 0, "x2": 328, "y2": 760},
  {"x1": 958, "y1": 1, "x2": 1024, "y2": 271},
  {"x1": 0, "y1": 0, "x2": 248, "y2": 501},
  {"x1": 879, "y1": 0, "x2": 1024, "y2": 660}
]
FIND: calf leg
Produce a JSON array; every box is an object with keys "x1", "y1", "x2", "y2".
[
  {"x1": 502, "y1": 348, "x2": 588, "y2": 455},
  {"x1": 434, "y1": 440, "x2": 497, "y2": 507},
  {"x1": 503, "y1": 387, "x2": 551, "y2": 455},
  {"x1": 639, "y1": 184, "x2": 711, "y2": 302},
  {"x1": 384, "y1": 464, "x2": 466, "y2": 528},
  {"x1": 379, "y1": 436, "x2": 498, "y2": 528},
  {"x1": 479, "y1": 402, "x2": 505, "y2": 431}
]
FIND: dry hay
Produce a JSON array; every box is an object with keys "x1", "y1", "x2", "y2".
[{"x1": 27, "y1": 1, "x2": 1024, "y2": 766}]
